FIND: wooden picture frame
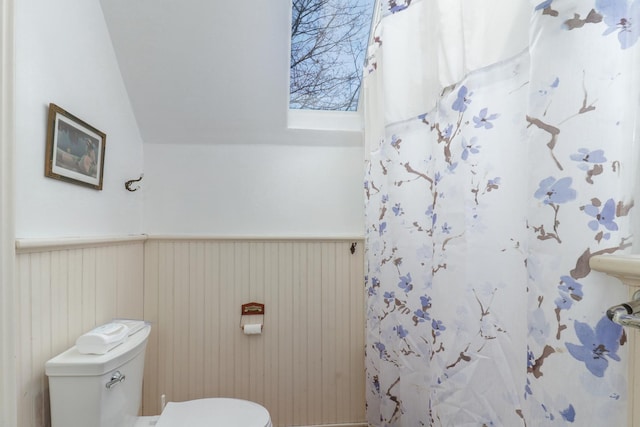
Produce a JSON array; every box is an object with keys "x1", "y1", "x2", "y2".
[{"x1": 45, "y1": 103, "x2": 106, "y2": 190}]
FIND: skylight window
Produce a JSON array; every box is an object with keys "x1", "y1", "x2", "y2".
[{"x1": 289, "y1": 0, "x2": 374, "y2": 112}]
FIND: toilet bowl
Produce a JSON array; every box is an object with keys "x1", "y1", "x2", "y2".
[
  {"x1": 155, "y1": 397, "x2": 272, "y2": 427},
  {"x1": 45, "y1": 321, "x2": 272, "y2": 427},
  {"x1": 133, "y1": 398, "x2": 272, "y2": 427}
]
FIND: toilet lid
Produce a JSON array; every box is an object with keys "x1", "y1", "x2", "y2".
[{"x1": 155, "y1": 398, "x2": 272, "y2": 427}]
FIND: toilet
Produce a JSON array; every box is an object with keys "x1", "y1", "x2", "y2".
[{"x1": 45, "y1": 321, "x2": 272, "y2": 427}]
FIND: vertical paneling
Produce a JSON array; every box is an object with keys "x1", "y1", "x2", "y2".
[
  {"x1": 350, "y1": 242, "x2": 366, "y2": 415},
  {"x1": 95, "y1": 246, "x2": 116, "y2": 323},
  {"x1": 143, "y1": 240, "x2": 160, "y2": 414},
  {"x1": 158, "y1": 242, "x2": 175, "y2": 404},
  {"x1": 335, "y1": 242, "x2": 350, "y2": 421},
  {"x1": 234, "y1": 242, "x2": 250, "y2": 399},
  {"x1": 202, "y1": 242, "x2": 220, "y2": 398},
  {"x1": 172, "y1": 241, "x2": 189, "y2": 401},
  {"x1": 321, "y1": 242, "x2": 337, "y2": 423},
  {"x1": 81, "y1": 248, "x2": 97, "y2": 330},
  {"x1": 16, "y1": 254, "x2": 33, "y2": 426},
  {"x1": 306, "y1": 243, "x2": 323, "y2": 424},
  {"x1": 67, "y1": 250, "x2": 84, "y2": 343},
  {"x1": 143, "y1": 239, "x2": 366, "y2": 427},
  {"x1": 15, "y1": 240, "x2": 145, "y2": 427},
  {"x1": 291, "y1": 241, "x2": 306, "y2": 424},
  {"x1": 117, "y1": 244, "x2": 144, "y2": 319},
  {"x1": 277, "y1": 241, "x2": 294, "y2": 426},
  {"x1": 189, "y1": 242, "x2": 205, "y2": 400},
  {"x1": 32, "y1": 252, "x2": 51, "y2": 426},
  {"x1": 14, "y1": 237, "x2": 365, "y2": 427},
  {"x1": 218, "y1": 241, "x2": 235, "y2": 398}
]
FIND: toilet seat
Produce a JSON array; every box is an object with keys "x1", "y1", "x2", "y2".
[{"x1": 154, "y1": 398, "x2": 272, "y2": 427}]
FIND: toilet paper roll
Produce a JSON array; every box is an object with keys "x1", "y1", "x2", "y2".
[{"x1": 243, "y1": 323, "x2": 262, "y2": 335}]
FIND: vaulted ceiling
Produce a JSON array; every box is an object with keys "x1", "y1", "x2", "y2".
[{"x1": 100, "y1": 0, "x2": 327, "y2": 145}]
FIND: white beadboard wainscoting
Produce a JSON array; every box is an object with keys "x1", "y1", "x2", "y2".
[
  {"x1": 14, "y1": 236, "x2": 145, "y2": 427},
  {"x1": 14, "y1": 235, "x2": 365, "y2": 427},
  {"x1": 143, "y1": 237, "x2": 366, "y2": 427}
]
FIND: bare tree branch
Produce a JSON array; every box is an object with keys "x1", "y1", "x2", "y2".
[{"x1": 290, "y1": 0, "x2": 372, "y2": 111}]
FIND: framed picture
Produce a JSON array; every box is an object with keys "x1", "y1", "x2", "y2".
[{"x1": 45, "y1": 103, "x2": 106, "y2": 190}]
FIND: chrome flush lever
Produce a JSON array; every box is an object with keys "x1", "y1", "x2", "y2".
[{"x1": 105, "y1": 371, "x2": 126, "y2": 389}]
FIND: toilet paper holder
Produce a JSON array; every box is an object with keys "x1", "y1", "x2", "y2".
[{"x1": 240, "y1": 302, "x2": 264, "y2": 332}]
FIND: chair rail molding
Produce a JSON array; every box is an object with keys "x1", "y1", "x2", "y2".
[{"x1": 0, "y1": 0, "x2": 17, "y2": 425}]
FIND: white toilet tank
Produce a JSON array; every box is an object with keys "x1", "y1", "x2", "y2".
[{"x1": 45, "y1": 323, "x2": 151, "y2": 427}]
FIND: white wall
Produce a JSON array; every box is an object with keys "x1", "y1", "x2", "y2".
[
  {"x1": 144, "y1": 142, "x2": 364, "y2": 236},
  {"x1": 14, "y1": 0, "x2": 144, "y2": 239},
  {"x1": 14, "y1": 0, "x2": 364, "y2": 239}
]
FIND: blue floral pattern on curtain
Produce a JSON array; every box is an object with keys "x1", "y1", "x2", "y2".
[{"x1": 364, "y1": 1, "x2": 638, "y2": 425}]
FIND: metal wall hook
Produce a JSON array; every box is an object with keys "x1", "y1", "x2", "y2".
[{"x1": 125, "y1": 174, "x2": 144, "y2": 192}]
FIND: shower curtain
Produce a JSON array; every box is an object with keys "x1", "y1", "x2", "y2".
[{"x1": 364, "y1": 1, "x2": 639, "y2": 426}]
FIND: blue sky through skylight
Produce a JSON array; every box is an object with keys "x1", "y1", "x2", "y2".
[{"x1": 289, "y1": 0, "x2": 375, "y2": 111}]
